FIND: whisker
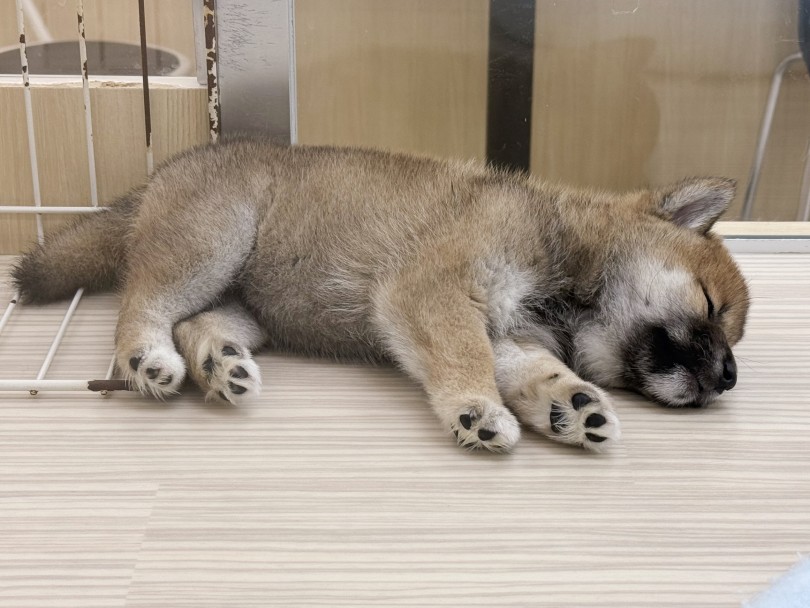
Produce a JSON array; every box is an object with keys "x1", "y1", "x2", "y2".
[{"x1": 734, "y1": 355, "x2": 762, "y2": 370}]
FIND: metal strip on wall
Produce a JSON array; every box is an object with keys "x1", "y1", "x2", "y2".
[
  {"x1": 486, "y1": 0, "x2": 536, "y2": 172},
  {"x1": 202, "y1": 0, "x2": 221, "y2": 143},
  {"x1": 214, "y1": 0, "x2": 297, "y2": 142}
]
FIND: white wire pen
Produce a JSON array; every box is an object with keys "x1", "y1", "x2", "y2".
[
  {"x1": 0, "y1": 206, "x2": 105, "y2": 214},
  {"x1": 20, "y1": 0, "x2": 103, "y2": 393},
  {"x1": 30, "y1": 288, "x2": 85, "y2": 395},
  {"x1": 0, "y1": 0, "x2": 165, "y2": 395},
  {"x1": 0, "y1": 295, "x2": 18, "y2": 337},
  {"x1": 1, "y1": 1, "x2": 220, "y2": 395}
]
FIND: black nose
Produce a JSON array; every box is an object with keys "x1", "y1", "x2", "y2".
[{"x1": 716, "y1": 355, "x2": 737, "y2": 393}]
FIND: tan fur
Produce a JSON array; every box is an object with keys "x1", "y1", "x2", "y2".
[{"x1": 11, "y1": 139, "x2": 749, "y2": 452}]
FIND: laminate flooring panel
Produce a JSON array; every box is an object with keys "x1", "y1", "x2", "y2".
[{"x1": 0, "y1": 254, "x2": 808, "y2": 607}]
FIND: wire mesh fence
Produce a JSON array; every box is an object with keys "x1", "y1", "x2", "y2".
[{"x1": 0, "y1": 0, "x2": 218, "y2": 395}]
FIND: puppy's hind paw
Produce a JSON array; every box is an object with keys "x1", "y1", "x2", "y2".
[
  {"x1": 124, "y1": 345, "x2": 186, "y2": 399},
  {"x1": 197, "y1": 343, "x2": 262, "y2": 405}
]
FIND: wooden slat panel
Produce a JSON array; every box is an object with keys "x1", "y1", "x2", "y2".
[
  {"x1": 0, "y1": 86, "x2": 38, "y2": 254},
  {"x1": 0, "y1": 83, "x2": 207, "y2": 254}
]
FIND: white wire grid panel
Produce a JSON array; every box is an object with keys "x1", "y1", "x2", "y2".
[
  {"x1": 0, "y1": 0, "x2": 218, "y2": 395},
  {"x1": 0, "y1": 262, "x2": 119, "y2": 393},
  {"x1": 0, "y1": 0, "x2": 108, "y2": 394}
]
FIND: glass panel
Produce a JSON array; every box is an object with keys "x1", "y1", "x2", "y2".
[{"x1": 295, "y1": 0, "x2": 810, "y2": 222}]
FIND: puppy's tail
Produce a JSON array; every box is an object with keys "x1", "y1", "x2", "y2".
[{"x1": 10, "y1": 187, "x2": 142, "y2": 303}]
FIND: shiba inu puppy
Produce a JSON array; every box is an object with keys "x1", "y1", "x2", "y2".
[{"x1": 12, "y1": 139, "x2": 749, "y2": 453}]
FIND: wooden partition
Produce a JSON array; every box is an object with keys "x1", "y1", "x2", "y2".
[
  {"x1": 0, "y1": 84, "x2": 207, "y2": 253},
  {"x1": 1, "y1": 1, "x2": 806, "y2": 255},
  {"x1": 0, "y1": 0, "x2": 204, "y2": 254}
]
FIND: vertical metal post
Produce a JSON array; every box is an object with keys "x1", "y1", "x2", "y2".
[
  {"x1": 741, "y1": 53, "x2": 802, "y2": 220},
  {"x1": 15, "y1": 0, "x2": 44, "y2": 243},
  {"x1": 203, "y1": 0, "x2": 221, "y2": 143},
  {"x1": 288, "y1": 0, "x2": 298, "y2": 144},
  {"x1": 798, "y1": 140, "x2": 810, "y2": 222},
  {"x1": 137, "y1": 0, "x2": 154, "y2": 174},
  {"x1": 77, "y1": 0, "x2": 99, "y2": 207}
]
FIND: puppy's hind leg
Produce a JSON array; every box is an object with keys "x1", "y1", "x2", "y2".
[
  {"x1": 174, "y1": 301, "x2": 268, "y2": 404},
  {"x1": 116, "y1": 192, "x2": 258, "y2": 399}
]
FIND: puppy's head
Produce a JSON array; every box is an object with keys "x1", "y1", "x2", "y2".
[{"x1": 575, "y1": 178, "x2": 750, "y2": 407}]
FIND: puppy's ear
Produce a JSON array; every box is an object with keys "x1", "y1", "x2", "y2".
[{"x1": 652, "y1": 177, "x2": 736, "y2": 234}]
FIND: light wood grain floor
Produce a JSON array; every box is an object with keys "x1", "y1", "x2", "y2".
[{"x1": 0, "y1": 253, "x2": 808, "y2": 607}]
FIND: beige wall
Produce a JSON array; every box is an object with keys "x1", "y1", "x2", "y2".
[{"x1": 295, "y1": 0, "x2": 490, "y2": 161}]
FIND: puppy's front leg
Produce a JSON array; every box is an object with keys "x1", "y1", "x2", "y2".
[
  {"x1": 374, "y1": 268, "x2": 520, "y2": 452},
  {"x1": 494, "y1": 338, "x2": 621, "y2": 450}
]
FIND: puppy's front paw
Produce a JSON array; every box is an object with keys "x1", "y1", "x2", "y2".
[
  {"x1": 510, "y1": 371, "x2": 621, "y2": 450},
  {"x1": 547, "y1": 388, "x2": 621, "y2": 451},
  {"x1": 447, "y1": 397, "x2": 520, "y2": 453}
]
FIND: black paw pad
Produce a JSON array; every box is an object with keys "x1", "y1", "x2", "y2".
[
  {"x1": 145, "y1": 367, "x2": 160, "y2": 380},
  {"x1": 230, "y1": 366, "x2": 249, "y2": 379},
  {"x1": 222, "y1": 346, "x2": 238, "y2": 357},
  {"x1": 202, "y1": 355, "x2": 214, "y2": 376},
  {"x1": 477, "y1": 429, "x2": 497, "y2": 441},
  {"x1": 129, "y1": 356, "x2": 141, "y2": 372},
  {"x1": 459, "y1": 414, "x2": 472, "y2": 430},
  {"x1": 218, "y1": 391, "x2": 230, "y2": 403},
  {"x1": 572, "y1": 393, "x2": 592, "y2": 410},
  {"x1": 585, "y1": 413, "x2": 606, "y2": 428},
  {"x1": 158, "y1": 375, "x2": 173, "y2": 386},
  {"x1": 585, "y1": 432, "x2": 607, "y2": 443},
  {"x1": 550, "y1": 404, "x2": 565, "y2": 434},
  {"x1": 228, "y1": 382, "x2": 247, "y2": 395}
]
